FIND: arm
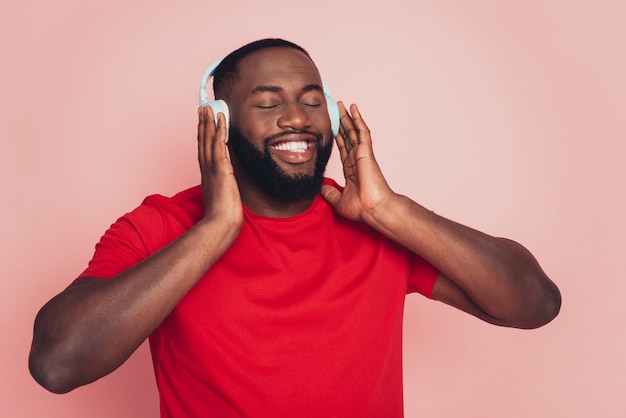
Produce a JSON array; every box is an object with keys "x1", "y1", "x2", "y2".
[
  {"x1": 321, "y1": 102, "x2": 561, "y2": 329},
  {"x1": 29, "y1": 108, "x2": 242, "y2": 393}
]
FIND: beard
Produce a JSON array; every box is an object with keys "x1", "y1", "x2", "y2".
[{"x1": 228, "y1": 126, "x2": 333, "y2": 203}]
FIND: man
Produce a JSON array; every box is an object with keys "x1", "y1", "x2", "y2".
[{"x1": 29, "y1": 39, "x2": 561, "y2": 417}]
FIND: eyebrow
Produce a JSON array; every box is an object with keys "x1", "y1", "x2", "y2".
[{"x1": 249, "y1": 83, "x2": 323, "y2": 95}]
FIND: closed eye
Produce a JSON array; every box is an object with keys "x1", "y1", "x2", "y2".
[{"x1": 255, "y1": 104, "x2": 279, "y2": 109}]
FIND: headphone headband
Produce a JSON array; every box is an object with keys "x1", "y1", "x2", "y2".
[
  {"x1": 199, "y1": 57, "x2": 339, "y2": 137},
  {"x1": 199, "y1": 58, "x2": 223, "y2": 106}
]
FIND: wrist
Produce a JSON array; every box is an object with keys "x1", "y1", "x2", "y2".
[{"x1": 362, "y1": 192, "x2": 406, "y2": 233}]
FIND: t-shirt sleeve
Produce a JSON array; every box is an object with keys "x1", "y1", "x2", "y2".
[
  {"x1": 77, "y1": 201, "x2": 164, "y2": 280},
  {"x1": 407, "y1": 253, "x2": 439, "y2": 298}
]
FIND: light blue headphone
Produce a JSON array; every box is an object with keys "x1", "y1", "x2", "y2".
[{"x1": 199, "y1": 58, "x2": 340, "y2": 137}]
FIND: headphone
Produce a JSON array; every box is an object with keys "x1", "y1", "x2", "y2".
[{"x1": 199, "y1": 58, "x2": 340, "y2": 138}]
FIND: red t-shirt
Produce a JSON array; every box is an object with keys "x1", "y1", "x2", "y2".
[{"x1": 79, "y1": 179, "x2": 439, "y2": 417}]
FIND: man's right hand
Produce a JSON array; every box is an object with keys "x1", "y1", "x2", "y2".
[{"x1": 197, "y1": 107, "x2": 243, "y2": 228}]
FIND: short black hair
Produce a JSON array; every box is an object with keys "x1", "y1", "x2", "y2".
[{"x1": 212, "y1": 38, "x2": 312, "y2": 100}]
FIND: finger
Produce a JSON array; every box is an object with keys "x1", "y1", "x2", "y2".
[
  {"x1": 334, "y1": 103, "x2": 360, "y2": 183},
  {"x1": 340, "y1": 104, "x2": 357, "y2": 138},
  {"x1": 211, "y1": 112, "x2": 230, "y2": 163},
  {"x1": 204, "y1": 105, "x2": 217, "y2": 143},
  {"x1": 340, "y1": 107, "x2": 360, "y2": 157},
  {"x1": 198, "y1": 107, "x2": 208, "y2": 167},
  {"x1": 336, "y1": 101, "x2": 357, "y2": 162},
  {"x1": 320, "y1": 184, "x2": 342, "y2": 208},
  {"x1": 335, "y1": 101, "x2": 349, "y2": 156},
  {"x1": 349, "y1": 104, "x2": 372, "y2": 147},
  {"x1": 199, "y1": 106, "x2": 218, "y2": 167}
]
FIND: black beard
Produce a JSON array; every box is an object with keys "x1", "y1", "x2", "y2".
[{"x1": 228, "y1": 126, "x2": 333, "y2": 203}]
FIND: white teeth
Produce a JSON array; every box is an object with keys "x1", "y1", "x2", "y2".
[{"x1": 273, "y1": 141, "x2": 309, "y2": 152}]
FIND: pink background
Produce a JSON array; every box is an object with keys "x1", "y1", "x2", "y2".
[{"x1": 2, "y1": 1, "x2": 624, "y2": 417}]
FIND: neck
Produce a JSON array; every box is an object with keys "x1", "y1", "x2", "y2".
[{"x1": 241, "y1": 189, "x2": 315, "y2": 218}]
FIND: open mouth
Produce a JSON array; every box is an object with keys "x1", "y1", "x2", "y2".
[
  {"x1": 269, "y1": 137, "x2": 318, "y2": 165},
  {"x1": 271, "y1": 140, "x2": 311, "y2": 153}
]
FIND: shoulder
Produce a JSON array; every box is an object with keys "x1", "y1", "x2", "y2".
[
  {"x1": 138, "y1": 185, "x2": 203, "y2": 222},
  {"x1": 141, "y1": 185, "x2": 202, "y2": 209},
  {"x1": 88, "y1": 186, "x2": 203, "y2": 264},
  {"x1": 106, "y1": 185, "x2": 203, "y2": 247}
]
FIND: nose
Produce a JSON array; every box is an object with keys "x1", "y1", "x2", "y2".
[{"x1": 277, "y1": 102, "x2": 311, "y2": 131}]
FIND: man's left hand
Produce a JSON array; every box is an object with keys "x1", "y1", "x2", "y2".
[{"x1": 321, "y1": 101, "x2": 397, "y2": 227}]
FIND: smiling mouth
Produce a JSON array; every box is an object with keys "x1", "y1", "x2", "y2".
[{"x1": 271, "y1": 140, "x2": 311, "y2": 153}]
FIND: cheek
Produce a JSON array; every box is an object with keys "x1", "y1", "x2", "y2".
[
  {"x1": 235, "y1": 111, "x2": 275, "y2": 141},
  {"x1": 312, "y1": 108, "x2": 332, "y2": 131},
  {"x1": 247, "y1": 123, "x2": 276, "y2": 145}
]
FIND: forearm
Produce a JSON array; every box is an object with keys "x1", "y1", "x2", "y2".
[
  {"x1": 29, "y1": 217, "x2": 241, "y2": 393},
  {"x1": 325, "y1": 102, "x2": 559, "y2": 327},
  {"x1": 368, "y1": 194, "x2": 560, "y2": 328}
]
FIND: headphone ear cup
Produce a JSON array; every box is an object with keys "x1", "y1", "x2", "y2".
[
  {"x1": 325, "y1": 97, "x2": 340, "y2": 137},
  {"x1": 206, "y1": 99, "x2": 229, "y2": 126}
]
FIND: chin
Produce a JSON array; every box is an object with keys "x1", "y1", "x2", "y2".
[{"x1": 229, "y1": 126, "x2": 333, "y2": 203}]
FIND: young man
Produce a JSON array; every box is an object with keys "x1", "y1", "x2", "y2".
[{"x1": 29, "y1": 39, "x2": 561, "y2": 417}]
